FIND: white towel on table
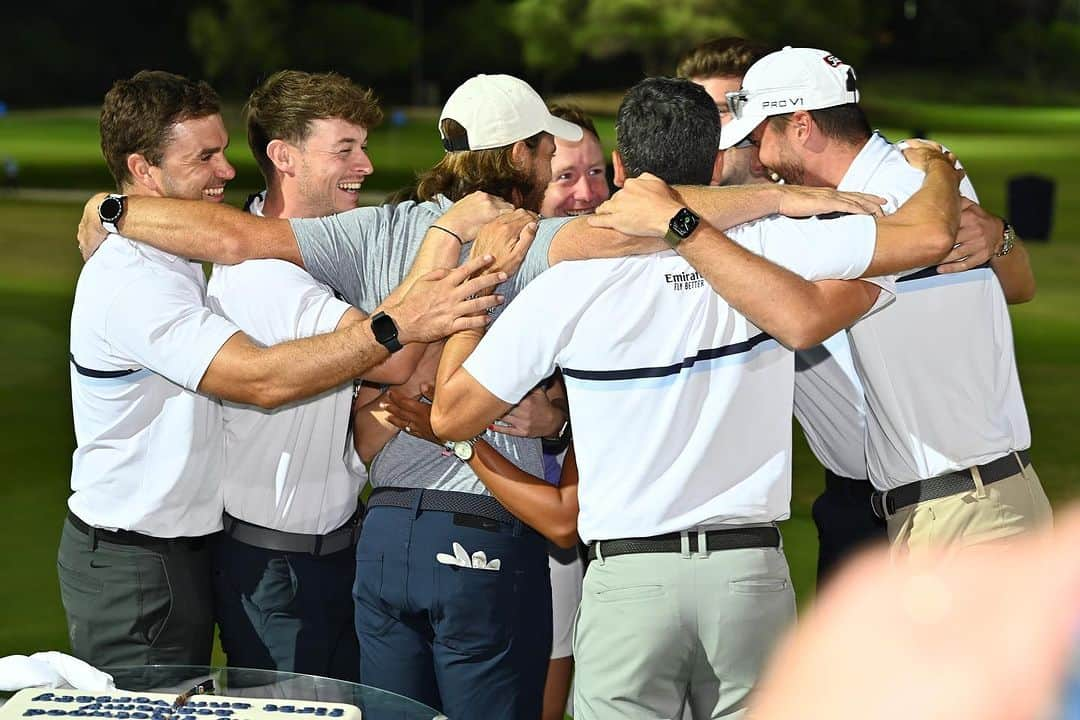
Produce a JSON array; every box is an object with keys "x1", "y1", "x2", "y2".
[{"x1": 0, "y1": 652, "x2": 114, "y2": 691}]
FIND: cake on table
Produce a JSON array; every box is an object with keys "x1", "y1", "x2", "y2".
[{"x1": 0, "y1": 689, "x2": 363, "y2": 719}]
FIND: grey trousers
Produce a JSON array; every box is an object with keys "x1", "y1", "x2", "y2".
[
  {"x1": 56, "y1": 516, "x2": 215, "y2": 667},
  {"x1": 574, "y1": 538, "x2": 796, "y2": 720}
]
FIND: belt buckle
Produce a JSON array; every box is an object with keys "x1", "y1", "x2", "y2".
[{"x1": 870, "y1": 491, "x2": 894, "y2": 520}]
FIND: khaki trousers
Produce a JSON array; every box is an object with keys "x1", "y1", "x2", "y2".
[
  {"x1": 887, "y1": 459, "x2": 1052, "y2": 560},
  {"x1": 573, "y1": 539, "x2": 796, "y2": 720}
]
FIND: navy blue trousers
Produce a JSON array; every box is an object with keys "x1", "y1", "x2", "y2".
[
  {"x1": 213, "y1": 532, "x2": 359, "y2": 682},
  {"x1": 354, "y1": 501, "x2": 552, "y2": 719},
  {"x1": 812, "y1": 470, "x2": 888, "y2": 585}
]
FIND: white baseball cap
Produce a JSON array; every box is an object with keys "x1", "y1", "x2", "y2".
[
  {"x1": 439, "y1": 74, "x2": 583, "y2": 151},
  {"x1": 719, "y1": 47, "x2": 860, "y2": 150}
]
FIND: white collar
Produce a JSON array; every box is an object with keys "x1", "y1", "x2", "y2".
[{"x1": 836, "y1": 133, "x2": 894, "y2": 193}]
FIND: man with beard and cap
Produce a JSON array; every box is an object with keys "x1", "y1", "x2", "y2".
[
  {"x1": 719, "y1": 47, "x2": 1046, "y2": 559},
  {"x1": 430, "y1": 76, "x2": 965, "y2": 719}
]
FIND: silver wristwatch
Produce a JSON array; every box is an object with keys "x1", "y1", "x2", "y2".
[
  {"x1": 996, "y1": 220, "x2": 1016, "y2": 257},
  {"x1": 444, "y1": 438, "x2": 478, "y2": 463},
  {"x1": 98, "y1": 193, "x2": 126, "y2": 234}
]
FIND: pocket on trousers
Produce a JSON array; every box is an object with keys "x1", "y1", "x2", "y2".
[
  {"x1": 354, "y1": 552, "x2": 394, "y2": 638},
  {"x1": 729, "y1": 577, "x2": 789, "y2": 594},
  {"x1": 57, "y1": 559, "x2": 104, "y2": 596},
  {"x1": 435, "y1": 564, "x2": 522, "y2": 653},
  {"x1": 593, "y1": 584, "x2": 666, "y2": 603}
]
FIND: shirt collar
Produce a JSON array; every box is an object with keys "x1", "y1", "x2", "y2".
[
  {"x1": 245, "y1": 190, "x2": 267, "y2": 217},
  {"x1": 836, "y1": 132, "x2": 893, "y2": 193}
]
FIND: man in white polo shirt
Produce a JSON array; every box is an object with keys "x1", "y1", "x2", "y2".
[
  {"x1": 719, "y1": 47, "x2": 1049, "y2": 557},
  {"x1": 431, "y1": 77, "x2": 963, "y2": 719},
  {"x1": 60, "y1": 71, "x2": 504, "y2": 669},
  {"x1": 206, "y1": 70, "x2": 409, "y2": 682}
]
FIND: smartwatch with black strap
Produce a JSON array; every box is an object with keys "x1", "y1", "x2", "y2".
[{"x1": 370, "y1": 311, "x2": 402, "y2": 353}]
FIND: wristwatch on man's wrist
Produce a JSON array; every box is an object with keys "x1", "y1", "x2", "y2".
[
  {"x1": 664, "y1": 207, "x2": 700, "y2": 249},
  {"x1": 98, "y1": 193, "x2": 127, "y2": 234},
  {"x1": 443, "y1": 437, "x2": 478, "y2": 463},
  {"x1": 545, "y1": 416, "x2": 571, "y2": 442},
  {"x1": 370, "y1": 311, "x2": 403, "y2": 353},
  {"x1": 996, "y1": 220, "x2": 1016, "y2": 257}
]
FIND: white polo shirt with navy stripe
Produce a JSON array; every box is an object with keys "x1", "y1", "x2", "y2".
[
  {"x1": 206, "y1": 192, "x2": 366, "y2": 536},
  {"x1": 68, "y1": 234, "x2": 240, "y2": 537},
  {"x1": 464, "y1": 214, "x2": 887, "y2": 544},
  {"x1": 835, "y1": 133, "x2": 1029, "y2": 490}
]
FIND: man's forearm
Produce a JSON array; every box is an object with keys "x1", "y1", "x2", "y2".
[
  {"x1": 864, "y1": 162, "x2": 961, "y2": 277},
  {"x1": 201, "y1": 320, "x2": 389, "y2": 409},
  {"x1": 991, "y1": 238, "x2": 1036, "y2": 303},
  {"x1": 677, "y1": 224, "x2": 874, "y2": 349},
  {"x1": 120, "y1": 196, "x2": 302, "y2": 266},
  {"x1": 675, "y1": 185, "x2": 781, "y2": 230},
  {"x1": 469, "y1": 442, "x2": 579, "y2": 548}
]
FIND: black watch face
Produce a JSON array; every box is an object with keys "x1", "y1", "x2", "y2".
[
  {"x1": 99, "y1": 196, "x2": 123, "y2": 223},
  {"x1": 371, "y1": 312, "x2": 397, "y2": 343},
  {"x1": 670, "y1": 208, "x2": 700, "y2": 239}
]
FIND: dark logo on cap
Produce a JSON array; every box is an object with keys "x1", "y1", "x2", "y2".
[
  {"x1": 823, "y1": 54, "x2": 845, "y2": 67},
  {"x1": 762, "y1": 97, "x2": 804, "y2": 109}
]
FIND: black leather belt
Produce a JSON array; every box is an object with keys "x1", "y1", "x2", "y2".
[
  {"x1": 222, "y1": 507, "x2": 362, "y2": 557},
  {"x1": 67, "y1": 511, "x2": 209, "y2": 549},
  {"x1": 587, "y1": 526, "x2": 780, "y2": 562},
  {"x1": 366, "y1": 486, "x2": 521, "y2": 526},
  {"x1": 871, "y1": 449, "x2": 1031, "y2": 520}
]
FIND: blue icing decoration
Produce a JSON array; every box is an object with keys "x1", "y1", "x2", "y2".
[{"x1": 329, "y1": 711, "x2": 344, "y2": 718}]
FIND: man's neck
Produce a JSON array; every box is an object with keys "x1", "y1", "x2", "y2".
[
  {"x1": 803, "y1": 136, "x2": 869, "y2": 189},
  {"x1": 260, "y1": 185, "x2": 289, "y2": 219}
]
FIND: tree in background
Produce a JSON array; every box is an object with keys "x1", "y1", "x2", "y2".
[
  {"x1": 512, "y1": 0, "x2": 740, "y2": 81},
  {"x1": 187, "y1": 0, "x2": 418, "y2": 99}
]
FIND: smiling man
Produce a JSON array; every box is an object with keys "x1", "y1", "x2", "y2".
[
  {"x1": 205, "y1": 70, "x2": 404, "y2": 681},
  {"x1": 59, "y1": 70, "x2": 504, "y2": 669}
]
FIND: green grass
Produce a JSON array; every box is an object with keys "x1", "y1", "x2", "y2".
[{"x1": 1, "y1": 99, "x2": 1079, "y2": 659}]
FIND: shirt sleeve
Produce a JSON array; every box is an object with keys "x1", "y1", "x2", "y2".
[
  {"x1": 751, "y1": 214, "x2": 877, "y2": 281},
  {"x1": 291, "y1": 201, "x2": 442, "y2": 312},
  {"x1": 104, "y1": 271, "x2": 240, "y2": 392},
  {"x1": 463, "y1": 265, "x2": 579, "y2": 404},
  {"x1": 509, "y1": 216, "x2": 568, "y2": 292},
  {"x1": 208, "y1": 260, "x2": 351, "y2": 345}
]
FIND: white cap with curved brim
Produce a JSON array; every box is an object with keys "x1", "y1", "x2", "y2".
[
  {"x1": 439, "y1": 74, "x2": 584, "y2": 151},
  {"x1": 719, "y1": 47, "x2": 860, "y2": 150}
]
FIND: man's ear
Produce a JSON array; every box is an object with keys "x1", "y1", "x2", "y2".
[
  {"x1": 612, "y1": 150, "x2": 626, "y2": 187},
  {"x1": 126, "y1": 153, "x2": 159, "y2": 194},
  {"x1": 790, "y1": 110, "x2": 814, "y2": 144},
  {"x1": 266, "y1": 139, "x2": 295, "y2": 175},
  {"x1": 510, "y1": 139, "x2": 531, "y2": 170},
  {"x1": 710, "y1": 150, "x2": 724, "y2": 186}
]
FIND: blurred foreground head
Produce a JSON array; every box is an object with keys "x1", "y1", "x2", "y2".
[{"x1": 751, "y1": 505, "x2": 1080, "y2": 720}]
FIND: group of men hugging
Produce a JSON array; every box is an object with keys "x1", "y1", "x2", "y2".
[{"x1": 59, "y1": 35, "x2": 1047, "y2": 720}]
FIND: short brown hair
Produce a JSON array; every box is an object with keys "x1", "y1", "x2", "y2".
[
  {"x1": 768, "y1": 104, "x2": 871, "y2": 145},
  {"x1": 413, "y1": 119, "x2": 544, "y2": 205},
  {"x1": 676, "y1": 37, "x2": 773, "y2": 80},
  {"x1": 245, "y1": 70, "x2": 383, "y2": 184},
  {"x1": 100, "y1": 70, "x2": 221, "y2": 190},
  {"x1": 548, "y1": 103, "x2": 600, "y2": 143}
]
